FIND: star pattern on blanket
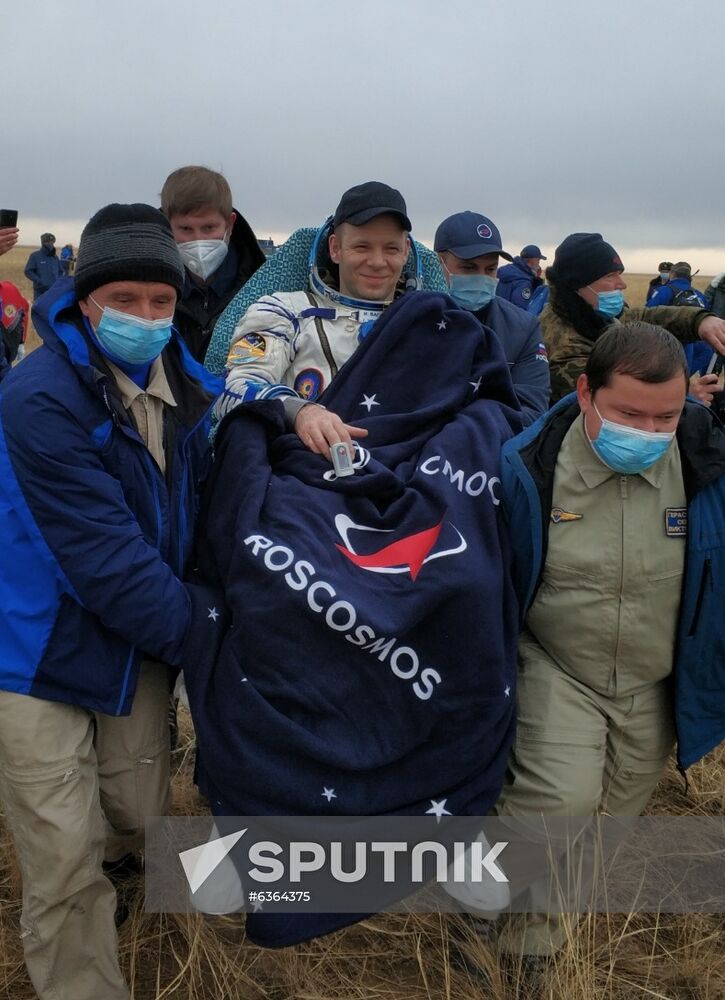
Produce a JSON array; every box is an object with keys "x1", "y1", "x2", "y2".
[
  {"x1": 198, "y1": 289, "x2": 522, "y2": 831},
  {"x1": 360, "y1": 394, "x2": 380, "y2": 412},
  {"x1": 426, "y1": 798, "x2": 452, "y2": 822},
  {"x1": 437, "y1": 319, "x2": 448, "y2": 331},
  {"x1": 469, "y1": 377, "x2": 482, "y2": 395},
  {"x1": 208, "y1": 607, "x2": 220, "y2": 622},
  {"x1": 504, "y1": 685, "x2": 511, "y2": 697}
]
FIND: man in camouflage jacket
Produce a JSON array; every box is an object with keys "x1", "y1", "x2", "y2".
[{"x1": 540, "y1": 233, "x2": 725, "y2": 403}]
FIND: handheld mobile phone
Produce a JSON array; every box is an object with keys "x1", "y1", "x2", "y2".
[
  {"x1": 0, "y1": 209, "x2": 18, "y2": 228},
  {"x1": 330, "y1": 441, "x2": 354, "y2": 477},
  {"x1": 706, "y1": 353, "x2": 725, "y2": 377}
]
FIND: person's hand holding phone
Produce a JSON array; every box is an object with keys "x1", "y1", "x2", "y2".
[
  {"x1": 689, "y1": 373, "x2": 721, "y2": 407},
  {"x1": 0, "y1": 210, "x2": 19, "y2": 256}
]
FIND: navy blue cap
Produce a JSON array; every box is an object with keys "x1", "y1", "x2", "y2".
[
  {"x1": 333, "y1": 182, "x2": 411, "y2": 230},
  {"x1": 434, "y1": 212, "x2": 513, "y2": 261},
  {"x1": 521, "y1": 244, "x2": 546, "y2": 260}
]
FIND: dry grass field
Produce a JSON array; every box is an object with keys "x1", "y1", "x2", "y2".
[
  {"x1": 2, "y1": 713, "x2": 725, "y2": 1000},
  {"x1": 1, "y1": 246, "x2": 723, "y2": 998}
]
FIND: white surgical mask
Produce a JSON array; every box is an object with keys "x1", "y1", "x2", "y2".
[{"x1": 178, "y1": 237, "x2": 229, "y2": 281}]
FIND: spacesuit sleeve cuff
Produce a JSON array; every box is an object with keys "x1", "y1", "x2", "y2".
[{"x1": 282, "y1": 396, "x2": 324, "y2": 429}]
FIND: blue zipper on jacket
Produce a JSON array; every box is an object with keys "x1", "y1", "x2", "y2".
[
  {"x1": 113, "y1": 451, "x2": 163, "y2": 716},
  {"x1": 505, "y1": 446, "x2": 545, "y2": 616},
  {"x1": 144, "y1": 450, "x2": 164, "y2": 550},
  {"x1": 177, "y1": 444, "x2": 189, "y2": 574}
]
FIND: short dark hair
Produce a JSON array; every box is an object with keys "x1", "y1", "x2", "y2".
[
  {"x1": 161, "y1": 165, "x2": 232, "y2": 218},
  {"x1": 585, "y1": 322, "x2": 688, "y2": 395}
]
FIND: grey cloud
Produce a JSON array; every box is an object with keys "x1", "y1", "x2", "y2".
[{"x1": 4, "y1": 0, "x2": 725, "y2": 255}]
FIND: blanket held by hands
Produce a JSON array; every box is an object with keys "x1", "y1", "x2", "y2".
[{"x1": 187, "y1": 291, "x2": 523, "y2": 825}]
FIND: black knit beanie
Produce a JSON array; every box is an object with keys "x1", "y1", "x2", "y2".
[
  {"x1": 548, "y1": 233, "x2": 624, "y2": 290},
  {"x1": 74, "y1": 203, "x2": 185, "y2": 300}
]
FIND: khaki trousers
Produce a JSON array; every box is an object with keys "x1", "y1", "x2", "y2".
[
  {"x1": 492, "y1": 646, "x2": 675, "y2": 957},
  {"x1": 0, "y1": 662, "x2": 170, "y2": 1000}
]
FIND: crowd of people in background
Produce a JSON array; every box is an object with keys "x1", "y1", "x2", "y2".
[{"x1": 0, "y1": 172, "x2": 724, "y2": 1000}]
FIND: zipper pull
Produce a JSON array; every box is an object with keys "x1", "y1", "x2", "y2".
[{"x1": 102, "y1": 383, "x2": 121, "y2": 427}]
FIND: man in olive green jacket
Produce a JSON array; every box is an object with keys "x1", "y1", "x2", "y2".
[{"x1": 541, "y1": 233, "x2": 725, "y2": 404}]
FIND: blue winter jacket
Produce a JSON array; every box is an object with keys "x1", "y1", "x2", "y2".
[
  {"x1": 684, "y1": 341, "x2": 715, "y2": 376},
  {"x1": 647, "y1": 277, "x2": 707, "y2": 309},
  {"x1": 0, "y1": 278, "x2": 226, "y2": 716},
  {"x1": 474, "y1": 296, "x2": 550, "y2": 426},
  {"x1": 500, "y1": 394, "x2": 725, "y2": 771},
  {"x1": 527, "y1": 284, "x2": 549, "y2": 317},
  {"x1": 24, "y1": 245, "x2": 65, "y2": 298},
  {"x1": 496, "y1": 257, "x2": 543, "y2": 311}
]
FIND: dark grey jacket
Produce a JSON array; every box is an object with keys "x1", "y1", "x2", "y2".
[{"x1": 475, "y1": 296, "x2": 551, "y2": 425}]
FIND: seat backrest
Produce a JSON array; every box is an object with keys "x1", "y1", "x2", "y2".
[{"x1": 205, "y1": 227, "x2": 447, "y2": 374}]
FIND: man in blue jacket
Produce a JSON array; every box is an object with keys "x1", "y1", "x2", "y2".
[
  {"x1": 491, "y1": 321, "x2": 725, "y2": 958},
  {"x1": 0, "y1": 203, "x2": 225, "y2": 1000},
  {"x1": 496, "y1": 243, "x2": 546, "y2": 310},
  {"x1": 434, "y1": 212, "x2": 551, "y2": 425},
  {"x1": 24, "y1": 232, "x2": 65, "y2": 300},
  {"x1": 647, "y1": 260, "x2": 707, "y2": 308},
  {"x1": 645, "y1": 260, "x2": 673, "y2": 304}
]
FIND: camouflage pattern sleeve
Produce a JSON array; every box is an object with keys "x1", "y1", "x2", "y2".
[
  {"x1": 626, "y1": 306, "x2": 704, "y2": 344},
  {"x1": 548, "y1": 351, "x2": 590, "y2": 402},
  {"x1": 540, "y1": 309, "x2": 591, "y2": 403}
]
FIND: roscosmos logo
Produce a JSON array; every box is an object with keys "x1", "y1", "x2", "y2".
[
  {"x1": 334, "y1": 515, "x2": 467, "y2": 581},
  {"x1": 242, "y1": 532, "x2": 446, "y2": 700}
]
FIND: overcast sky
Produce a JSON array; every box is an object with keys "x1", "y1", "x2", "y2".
[{"x1": 4, "y1": 0, "x2": 725, "y2": 271}]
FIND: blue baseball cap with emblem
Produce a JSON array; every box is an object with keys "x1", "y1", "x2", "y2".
[
  {"x1": 434, "y1": 212, "x2": 513, "y2": 261},
  {"x1": 521, "y1": 244, "x2": 547, "y2": 260}
]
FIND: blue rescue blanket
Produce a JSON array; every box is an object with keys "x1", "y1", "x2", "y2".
[{"x1": 187, "y1": 290, "x2": 522, "y2": 826}]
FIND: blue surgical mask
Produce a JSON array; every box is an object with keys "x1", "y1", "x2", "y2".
[
  {"x1": 89, "y1": 295, "x2": 173, "y2": 365},
  {"x1": 592, "y1": 288, "x2": 625, "y2": 317},
  {"x1": 588, "y1": 400, "x2": 675, "y2": 474},
  {"x1": 447, "y1": 273, "x2": 499, "y2": 312}
]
